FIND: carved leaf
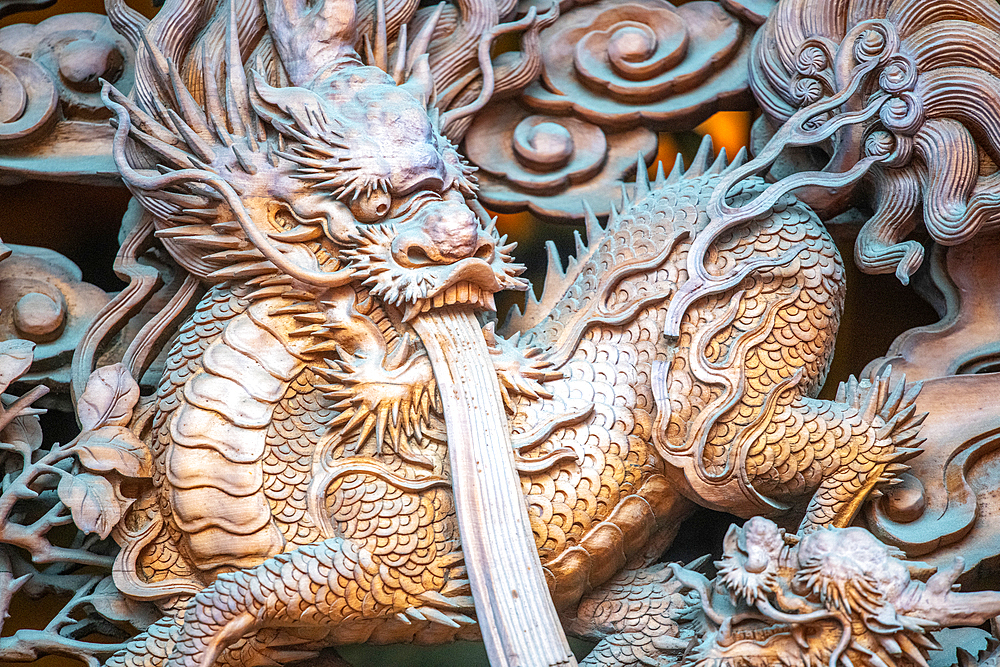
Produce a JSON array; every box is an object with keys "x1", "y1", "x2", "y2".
[
  {"x1": 0, "y1": 339, "x2": 34, "y2": 394},
  {"x1": 73, "y1": 426, "x2": 152, "y2": 479},
  {"x1": 2, "y1": 413, "x2": 42, "y2": 451},
  {"x1": 77, "y1": 364, "x2": 139, "y2": 431},
  {"x1": 57, "y1": 472, "x2": 121, "y2": 539},
  {"x1": 90, "y1": 576, "x2": 160, "y2": 628}
]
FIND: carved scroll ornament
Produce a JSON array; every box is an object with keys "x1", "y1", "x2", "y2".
[
  {"x1": 462, "y1": 0, "x2": 764, "y2": 222},
  {"x1": 0, "y1": 13, "x2": 135, "y2": 183}
]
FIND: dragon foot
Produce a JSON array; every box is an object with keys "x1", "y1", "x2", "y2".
[{"x1": 117, "y1": 538, "x2": 475, "y2": 667}]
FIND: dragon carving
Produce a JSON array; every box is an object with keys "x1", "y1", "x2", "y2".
[
  {"x1": 675, "y1": 517, "x2": 1000, "y2": 667},
  {"x1": 64, "y1": 0, "x2": 934, "y2": 665}
]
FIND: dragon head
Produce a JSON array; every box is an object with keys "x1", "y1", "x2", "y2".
[
  {"x1": 716, "y1": 516, "x2": 788, "y2": 606},
  {"x1": 250, "y1": 63, "x2": 528, "y2": 321},
  {"x1": 102, "y1": 0, "x2": 532, "y2": 332}
]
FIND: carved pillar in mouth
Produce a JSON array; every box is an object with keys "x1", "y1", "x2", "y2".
[{"x1": 412, "y1": 307, "x2": 577, "y2": 667}]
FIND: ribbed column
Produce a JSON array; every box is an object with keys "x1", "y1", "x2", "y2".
[{"x1": 414, "y1": 308, "x2": 575, "y2": 667}]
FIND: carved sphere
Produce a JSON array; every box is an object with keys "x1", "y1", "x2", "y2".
[
  {"x1": 880, "y1": 474, "x2": 925, "y2": 523},
  {"x1": 350, "y1": 188, "x2": 392, "y2": 222},
  {"x1": 13, "y1": 291, "x2": 64, "y2": 339},
  {"x1": 57, "y1": 37, "x2": 125, "y2": 93},
  {"x1": 0, "y1": 63, "x2": 26, "y2": 124}
]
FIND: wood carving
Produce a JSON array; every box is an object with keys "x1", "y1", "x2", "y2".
[
  {"x1": 0, "y1": 244, "x2": 111, "y2": 402},
  {"x1": 0, "y1": 13, "x2": 135, "y2": 183},
  {"x1": 675, "y1": 517, "x2": 1000, "y2": 667},
  {"x1": 4, "y1": 0, "x2": 1000, "y2": 665}
]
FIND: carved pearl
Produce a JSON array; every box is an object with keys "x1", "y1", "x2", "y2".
[
  {"x1": 57, "y1": 38, "x2": 125, "y2": 92},
  {"x1": 13, "y1": 291, "x2": 64, "y2": 339}
]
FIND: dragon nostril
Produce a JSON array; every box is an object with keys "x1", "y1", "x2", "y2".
[
  {"x1": 406, "y1": 245, "x2": 433, "y2": 266},
  {"x1": 474, "y1": 240, "x2": 494, "y2": 261}
]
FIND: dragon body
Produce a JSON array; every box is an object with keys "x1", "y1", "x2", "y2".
[
  {"x1": 103, "y1": 150, "x2": 922, "y2": 667},
  {"x1": 82, "y1": 0, "x2": 927, "y2": 665}
]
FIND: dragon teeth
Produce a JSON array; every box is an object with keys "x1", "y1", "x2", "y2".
[
  {"x1": 409, "y1": 283, "x2": 496, "y2": 316},
  {"x1": 402, "y1": 298, "x2": 433, "y2": 322}
]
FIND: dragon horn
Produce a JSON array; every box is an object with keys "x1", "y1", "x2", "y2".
[{"x1": 263, "y1": 0, "x2": 360, "y2": 87}]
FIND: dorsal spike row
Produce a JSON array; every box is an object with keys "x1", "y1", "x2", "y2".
[{"x1": 729, "y1": 146, "x2": 749, "y2": 170}]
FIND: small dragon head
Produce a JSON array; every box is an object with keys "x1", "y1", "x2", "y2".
[{"x1": 716, "y1": 517, "x2": 787, "y2": 606}]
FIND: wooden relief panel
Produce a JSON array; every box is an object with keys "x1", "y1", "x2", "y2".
[{"x1": 2, "y1": 0, "x2": 1000, "y2": 666}]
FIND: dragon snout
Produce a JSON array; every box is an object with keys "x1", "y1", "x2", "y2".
[
  {"x1": 392, "y1": 199, "x2": 495, "y2": 267},
  {"x1": 744, "y1": 548, "x2": 770, "y2": 574}
]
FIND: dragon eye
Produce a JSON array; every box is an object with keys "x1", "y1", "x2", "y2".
[{"x1": 350, "y1": 189, "x2": 391, "y2": 222}]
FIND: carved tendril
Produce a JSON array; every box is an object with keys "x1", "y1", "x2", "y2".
[{"x1": 664, "y1": 20, "x2": 906, "y2": 337}]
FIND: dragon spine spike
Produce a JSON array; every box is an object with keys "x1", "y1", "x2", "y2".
[
  {"x1": 654, "y1": 160, "x2": 666, "y2": 187},
  {"x1": 634, "y1": 151, "x2": 651, "y2": 196},
  {"x1": 729, "y1": 145, "x2": 749, "y2": 169},
  {"x1": 545, "y1": 240, "x2": 565, "y2": 281},
  {"x1": 392, "y1": 23, "x2": 407, "y2": 83},
  {"x1": 573, "y1": 230, "x2": 587, "y2": 258},
  {"x1": 687, "y1": 134, "x2": 714, "y2": 176},
  {"x1": 582, "y1": 200, "x2": 604, "y2": 245},
  {"x1": 706, "y1": 146, "x2": 729, "y2": 175},
  {"x1": 373, "y1": 0, "x2": 388, "y2": 72},
  {"x1": 407, "y1": 2, "x2": 445, "y2": 74},
  {"x1": 166, "y1": 61, "x2": 212, "y2": 142},
  {"x1": 666, "y1": 154, "x2": 685, "y2": 183}
]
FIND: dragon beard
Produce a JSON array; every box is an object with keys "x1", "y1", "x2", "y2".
[{"x1": 716, "y1": 553, "x2": 780, "y2": 605}]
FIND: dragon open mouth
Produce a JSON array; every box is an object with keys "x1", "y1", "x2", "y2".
[{"x1": 402, "y1": 281, "x2": 497, "y2": 321}]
